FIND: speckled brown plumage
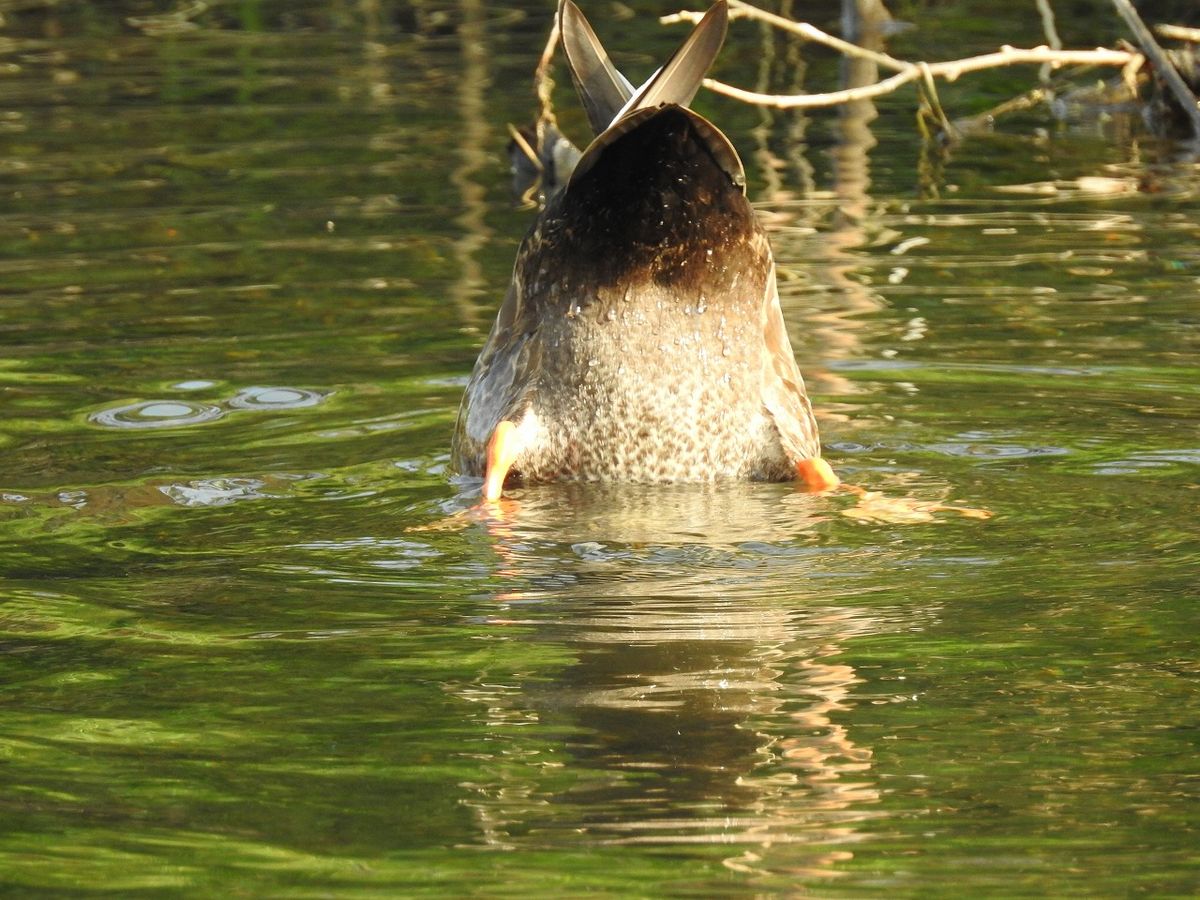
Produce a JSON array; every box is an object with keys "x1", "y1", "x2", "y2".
[{"x1": 451, "y1": 2, "x2": 823, "y2": 491}]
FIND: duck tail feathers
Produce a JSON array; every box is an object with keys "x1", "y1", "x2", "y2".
[
  {"x1": 617, "y1": 0, "x2": 727, "y2": 119},
  {"x1": 560, "y1": 0, "x2": 634, "y2": 135},
  {"x1": 559, "y1": 1, "x2": 743, "y2": 192}
]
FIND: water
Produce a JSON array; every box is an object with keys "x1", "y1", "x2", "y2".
[{"x1": 2, "y1": 1, "x2": 1198, "y2": 895}]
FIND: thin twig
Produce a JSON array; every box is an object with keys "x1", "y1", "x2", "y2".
[
  {"x1": 917, "y1": 62, "x2": 956, "y2": 136},
  {"x1": 664, "y1": 0, "x2": 909, "y2": 73},
  {"x1": 1110, "y1": 0, "x2": 1200, "y2": 140},
  {"x1": 1121, "y1": 51, "x2": 1146, "y2": 96},
  {"x1": 1155, "y1": 24, "x2": 1200, "y2": 45},
  {"x1": 700, "y1": 45, "x2": 1135, "y2": 109},
  {"x1": 533, "y1": 7, "x2": 562, "y2": 126},
  {"x1": 953, "y1": 86, "x2": 1049, "y2": 134},
  {"x1": 507, "y1": 123, "x2": 543, "y2": 172},
  {"x1": 1034, "y1": 0, "x2": 1062, "y2": 83}
]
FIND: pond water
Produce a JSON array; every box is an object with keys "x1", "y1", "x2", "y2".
[{"x1": 1, "y1": 0, "x2": 1198, "y2": 895}]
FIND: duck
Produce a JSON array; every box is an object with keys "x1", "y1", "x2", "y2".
[{"x1": 451, "y1": 0, "x2": 838, "y2": 502}]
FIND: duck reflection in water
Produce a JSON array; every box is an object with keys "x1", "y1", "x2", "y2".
[{"x1": 453, "y1": 483, "x2": 885, "y2": 878}]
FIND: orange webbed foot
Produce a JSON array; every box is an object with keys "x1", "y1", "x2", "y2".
[
  {"x1": 796, "y1": 457, "x2": 841, "y2": 492},
  {"x1": 483, "y1": 419, "x2": 523, "y2": 503}
]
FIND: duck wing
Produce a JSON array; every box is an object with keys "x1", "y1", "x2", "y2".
[
  {"x1": 451, "y1": 273, "x2": 541, "y2": 473},
  {"x1": 760, "y1": 265, "x2": 822, "y2": 463}
]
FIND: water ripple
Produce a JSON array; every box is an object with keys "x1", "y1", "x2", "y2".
[
  {"x1": 158, "y1": 477, "x2": 272, "y2": 507},
  {"x1": 227, "y1": 386, "x2": 326, "y2": 410},
  {"x1": 89, "y1": 400, "x2": 224, "y2": 430},
  {"x1": 926, "y1": 442, "x2": 1070, "y2": 459}
]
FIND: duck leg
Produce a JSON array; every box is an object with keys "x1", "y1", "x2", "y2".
[{"x1": 483, "y1": 420, "x2": 525, "y2": 502}]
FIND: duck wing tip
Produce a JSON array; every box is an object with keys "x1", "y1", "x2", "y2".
[{"x1": 560, "y1": 0, "x2": 634, "y2": 135}]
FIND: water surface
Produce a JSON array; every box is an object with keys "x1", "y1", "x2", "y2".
[{"x1": 1, "y1": 1, "x2": 1198, "y2": 895}]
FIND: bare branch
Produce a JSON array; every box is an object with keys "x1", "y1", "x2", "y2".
[
  {"x1": 954, "y1": 86, "x2": 1050, "y2": 134},
  {"x1": 1035, "y1": 0, "x2": 1063, "y2": 52},
  {"x1": 702, "y1": 67, "x2": 919, "y2": 108},
  {"x1": 1111, "y1": 0, "x2": 1200, "y2": 140},
  {"x1": 665, "y1": 1, "x2": 1136, "y2": 113},
  {"x1": 698, "y1": 45, "x2": 1135, "y2": 109},
  {"x1": 663, "y1": 0, "x2": 909, "y2": 72},
  {"x1": 1034, "y1": 0, "x2": 1063, "y2": 83},
  {"x1": 1154, "y1": 24, "x2": 1200, "y2": 44}
]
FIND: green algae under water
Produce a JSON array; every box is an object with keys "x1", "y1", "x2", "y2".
[{"x1": 1, "y1": 1, "x2": 1198, "y2": 895}]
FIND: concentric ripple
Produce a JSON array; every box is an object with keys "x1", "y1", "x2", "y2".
[
  {"x1": 89, "y1": 400, "x2": 224, "y2": 429},
  {"x1": 227, "y1": 386, "x2": 326, "y2": 410}
]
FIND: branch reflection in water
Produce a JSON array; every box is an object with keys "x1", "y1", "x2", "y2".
[
  {"x1": 450, "y1": 0, "x2": 494, "y2": 332},
  {"x1": 452, "y1": 483, "x2": 897, "y2": 878},
  {"x1": 748, "y1": 0, "x2": 893, "y2": 414}
]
